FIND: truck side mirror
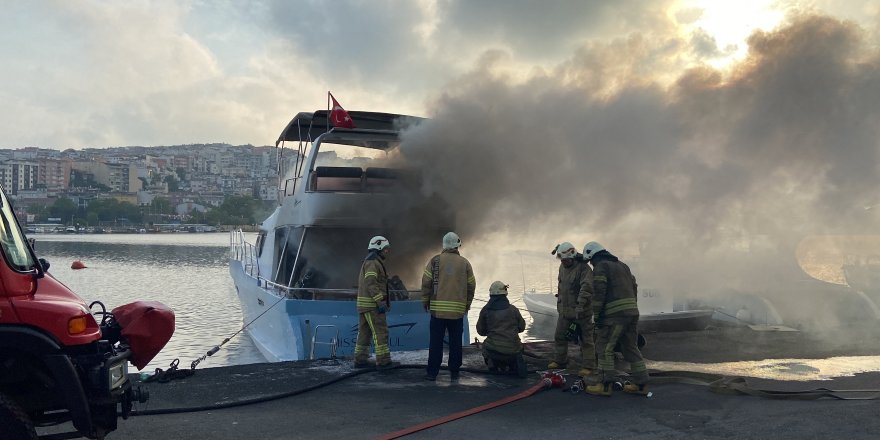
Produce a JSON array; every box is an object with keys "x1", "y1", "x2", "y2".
[{"x1": 39, "y1": 258, "x2": 50, "y2": 272}]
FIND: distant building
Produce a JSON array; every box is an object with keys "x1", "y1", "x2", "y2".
[{"x1": 0, "y1": 160, "x2": 39, "y2": 195}]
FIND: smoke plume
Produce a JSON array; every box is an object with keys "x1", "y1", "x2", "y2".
[{"x1": 398, "y1": 14, "x2": 880, "y2": 328}]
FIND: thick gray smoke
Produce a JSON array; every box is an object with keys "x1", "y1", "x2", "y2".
[{"x1": 398, "y1": 14, "x2": 880, "y2": 329}]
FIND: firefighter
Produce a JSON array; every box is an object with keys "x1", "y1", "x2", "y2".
[
  {"x1": 547, "y1": 242, "x2": 597, "y2": 378},
  {"x1": 421, "y1": 232, "x2": 476, "y2": 381},
  {"x1": 582, "y1": 241, "x2": 649, "y2": 396},
  {"x1": 354, "y1": 236, "x2": 398, "y2": 370},
  {"x1": 476, "y1": 281, "x2": 527, "y2": 378}
]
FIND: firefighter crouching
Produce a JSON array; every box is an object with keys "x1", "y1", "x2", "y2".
[
  {"x1": 548, "y1": 242, "x2": 597, "y2": 378},
  {"x1": 354, "y1": 235, "x2": 398, "y2": 370},
  {"x1": 476, "y1": 281, "x2": 528, "y2": 378},
  {"x1": 582, "y1": 241, "x2": 649, "y2": 396}
]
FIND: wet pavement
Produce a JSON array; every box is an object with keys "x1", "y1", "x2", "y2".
[{"x1": 40, "y1": 325, "x2": 880, "y2": 439}]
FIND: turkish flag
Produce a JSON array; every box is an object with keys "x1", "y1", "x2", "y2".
[{"x1": 329, "y1": 93, "x2": 355, "y2": 128}]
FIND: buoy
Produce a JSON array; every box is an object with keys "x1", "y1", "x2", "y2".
[{"x1": 71, "y1": 260, "x2": 87, "y2": 270}]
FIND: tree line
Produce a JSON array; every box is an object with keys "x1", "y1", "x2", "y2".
[{"x1": 27, "y1": 195, "x2": 268, "y2": 227}]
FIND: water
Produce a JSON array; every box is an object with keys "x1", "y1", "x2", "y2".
[
  {"x1": 32, "y1": 233, "x2": 264, "y2": 371},
  {"x1": 31, "y1": 233, "x2": 880, "y2": 381}
]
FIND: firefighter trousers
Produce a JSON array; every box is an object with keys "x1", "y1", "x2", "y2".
[
  {"x1": 552, "y1": 315, "x2": 597, "y2": 369},
  {"x1": 427, "y1": 316, "x2": 463, "y2": 378},
  {"x1": 595, "y1": 316, "x2": 647, "y2": 384},
  {"x1": 354, "y1": 310, "x2": 391, "y2": 365}
]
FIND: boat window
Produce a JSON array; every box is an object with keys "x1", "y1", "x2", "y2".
[
  {"x1": 273, "y1": 226, "x2": 305, "y2": 287},
  {"x1": 0, "y1": 190, "x2": 36, "y2": 272},
  {"x1": 292, "y1": 228, "x2": 439, "y2": 291},
  {"x1": 309, "y1": 141, "x2": 414, "y2": 193},
  {"x1": 311, "y1": 166, "x2": 364, "y2": 192},
  {"x1": 255, "y1": 231, "x2": 266, "y2": 258}
]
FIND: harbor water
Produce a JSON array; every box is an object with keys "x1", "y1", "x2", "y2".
[
  {"x1": 31, "y1": 233, "x2": 880, "y2": 380},
  {"x1": 30, "y1": 233, "x2": 554, "y2": 371}
]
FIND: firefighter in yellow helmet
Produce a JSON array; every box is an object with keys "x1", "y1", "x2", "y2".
[
  {"x1": 476, "y1": 281, "x2": 528, "y2": 378},
  {"x1": 547, "y1": 242, "x2": 597, "y2": 378},
  {"x1": 354, "y1": 236, "x2": 398, "y2": 370},
  {"x1": 582, "y1": 241, "x2": 648, "y2": 396},
  {"x1": 421, "y1": 232, "x2": 476, "y2": 381}
]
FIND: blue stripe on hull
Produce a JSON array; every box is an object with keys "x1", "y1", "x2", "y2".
[{"x1": 230, "y1": 261, "x2": 470, "y2": 361}]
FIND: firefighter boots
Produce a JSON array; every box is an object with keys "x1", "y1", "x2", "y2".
[
  {"x1": 623, "y1": 383, "x2": 649, "y2": 395},
  {"x1": 585, "y1": 382, "x2": 613, "y2": 397}
]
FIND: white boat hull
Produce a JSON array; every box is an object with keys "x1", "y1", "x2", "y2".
[
  {"x1": 231, "y1": 259, "x2": 468, "y2": 361},
  {"x1": 523, "y1": 293, "x2": 715, "y2": 334}
]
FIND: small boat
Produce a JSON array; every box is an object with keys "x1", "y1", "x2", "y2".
[
  {"x1": 230, "y1": 109, "x2": 466, "y2": 361},
  {"x1": 523, "y1": 291, "x2": 715, "y2": 335}
]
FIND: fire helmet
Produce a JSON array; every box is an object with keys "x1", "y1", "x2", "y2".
[
  {"x1": 443, "y1": 232, "x2": 461, "y2": 250},
  {"x1": 489, "y1": 281, "x2": 509, "y2": 296},
  {"x1": 555, "y1": 242, "x2": 577, "y2": 260},
  {"x1": 368, "y1": 235, "x2": 390, "y2": 251},
  {"x1": 582, "y1": 241, "x2": 605, "y2": 260}
]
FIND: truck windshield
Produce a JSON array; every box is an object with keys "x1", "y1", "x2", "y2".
[{"x1": 0, "y1": 190, "x2": 36, "y2": 272}]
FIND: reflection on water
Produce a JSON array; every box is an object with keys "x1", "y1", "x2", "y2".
[
  {"x1": 32, "y1": 233, "x2": 264, "y2": 371},
  {"x1": 650, "y1": 356, "x2": 880, "y2": 381}
]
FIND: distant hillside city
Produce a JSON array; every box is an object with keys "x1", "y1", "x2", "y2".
[{"x1": 0, "y1": 144, "x2": 299, "y2": 231}]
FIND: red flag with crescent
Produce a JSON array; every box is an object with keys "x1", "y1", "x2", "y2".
[{"x1": 329, "y1": 92, "x2": 355, "y2": 128}]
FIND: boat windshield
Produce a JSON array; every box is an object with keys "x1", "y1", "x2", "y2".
[
  {"x1": 285, "y1": 227, "x2": 441, "y2": 293},
  {"x1": 308, "y1": 141, "x2": 416, "y2": 193}
]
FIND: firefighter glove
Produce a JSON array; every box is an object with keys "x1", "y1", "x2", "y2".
[
  {"x1": 377, "y1": 304, "x2": 387, "y2": 314},
  {"x1": 564, "y1": 322, "x2": 581, "y2": 342}
]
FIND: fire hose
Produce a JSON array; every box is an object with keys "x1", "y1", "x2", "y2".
[{"x1": 373, "y1": 371, "x2": 567, "y2": 440}]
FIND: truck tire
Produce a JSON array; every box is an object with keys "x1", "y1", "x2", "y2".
[{"x1": 0, "y1": 392, "x2": 37, "y2": 440}]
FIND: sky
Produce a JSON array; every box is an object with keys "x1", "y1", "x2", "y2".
[
  {"x1": 4, "y1": 1, "x2": 880, "y2": 325},
  {"x1": 0, "y1": 0, "x2": 874, "y2": 150}
]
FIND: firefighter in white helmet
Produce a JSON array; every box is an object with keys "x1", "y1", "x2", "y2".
[
  {"x1": 476, "y1": 281, "x2": 527, "y2": 378},
  {"x1": 581, "y1": 241, "x2": 648, "y2": 396},
  {"x1": 547, "y1": 242, "x2": 597, "y2": 378},
  {"x1": 421, "y1": 232, "x2": 475, "y2": 381},
  {"x1": 354, "y1": 235, "x2": 398, "y2": 370}
]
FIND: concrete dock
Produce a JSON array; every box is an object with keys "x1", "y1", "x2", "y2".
[{"x1": 41, "y1": 326, "x2": 880, "y2": 439}]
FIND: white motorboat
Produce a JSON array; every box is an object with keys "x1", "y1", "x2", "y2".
[
  {"x1": 523, "y1": 289, "x2": 715, "y2": 335},
  {"x1": 229, "y1": 110, "x2": 466, "y2": 361}
]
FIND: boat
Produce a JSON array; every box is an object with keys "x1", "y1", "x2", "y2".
[
  {"x1": 523, "y1": 290, "x2": 715, "y2": 336},
  {"x1": 229, "y1": 109, "x2": 467, "y2": 361}
]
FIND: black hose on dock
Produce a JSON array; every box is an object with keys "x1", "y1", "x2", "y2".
[{"x1": 127, "y1": 364, "x2": 541, "y2": 416}]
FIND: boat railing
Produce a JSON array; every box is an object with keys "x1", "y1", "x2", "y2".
[
  {"x1": 281, "y1": 177, "x2": 300, "y2": 198},
  {"x1": 259, "y1": 280, "x2": 425, "y2": 301},
  {"x1": 229, "y1": 229, "x2": 259, "y2": 277}
]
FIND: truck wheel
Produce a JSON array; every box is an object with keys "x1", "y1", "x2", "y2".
[{"x1": 0, "y1": 392, "x2": 37, "y2": 440}]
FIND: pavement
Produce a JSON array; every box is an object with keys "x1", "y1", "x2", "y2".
[{"x1": 40, "y1": 324, "x2": 880, "y2": 439}]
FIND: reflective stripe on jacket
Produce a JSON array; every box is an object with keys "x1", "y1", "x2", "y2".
[
  {"x1": 591, "y1": 254, "x2": 638, "y2": 320},
  {"x1": 357, "y1": 255, "x2": 388, "y2": 313},
  {"x1": 421, "y1": 249, "x2": 475, "y2": 319}
]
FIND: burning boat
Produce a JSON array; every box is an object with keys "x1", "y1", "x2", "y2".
[{"x1": 229, "y1": 110, "x2": 466, "y2": 361}]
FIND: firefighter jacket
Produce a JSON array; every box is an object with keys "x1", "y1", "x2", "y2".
[
  {"x1": 557, "y1": 258, "x2": 593, "y2": 320},
  {"x1": 476, "y1": 296, "x2": 526, "y2": 355},
  {"x1": 421, "y1": 249, "x2": 476, "y2": 319},
  {"x1": 357, "y1": 252, "x2": 389, "y2": 313},
  {"x1": 590, "y1": 251, "x2": 639, "y2": 322}
]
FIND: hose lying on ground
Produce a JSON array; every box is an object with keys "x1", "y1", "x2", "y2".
[
  {"x1": 374, "y1": 378, "x2": 556, "y2": 440},
  {"x1": 129, "y1": 363, "x2": 880, "y2": 419},
  {"x1": 127, "y1": 364, "x2": 539, "y2": 416}
]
